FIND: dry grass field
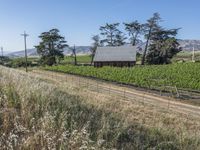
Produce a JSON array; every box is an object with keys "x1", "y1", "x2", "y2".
[{"x1": 1, "y1": 66, "x2": 200, "y2": 149}]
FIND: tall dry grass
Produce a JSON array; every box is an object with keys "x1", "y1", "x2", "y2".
[{"x1": 0, "y1": 66, "x2": 200, "y2": 150}]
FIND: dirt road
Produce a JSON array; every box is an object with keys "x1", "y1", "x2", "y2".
[{"x1": 32, "y1": 69, "x2": 200, "y2": 118}]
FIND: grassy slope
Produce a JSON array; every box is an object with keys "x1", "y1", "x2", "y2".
[
  {"x1": 1, "y1": 66, "x2": 200, "y2": 149},
  {"x1": 173, "y1": 51, "x2": 200, "y2": 62},
  {"x1": 45, "y1": 63, "x2": 200, "y2": 91},
  {"x1": 61, "y1": 55, "x2": 92, "y2": 64}
]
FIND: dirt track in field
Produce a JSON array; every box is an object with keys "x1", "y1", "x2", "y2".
[{"x1": 31, "y1": 69, "x2": 200, "y2": 118}]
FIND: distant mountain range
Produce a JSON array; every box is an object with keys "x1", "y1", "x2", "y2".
[
  {"x1": 137, "y1": 40, "x2": 200, "y2": 52},
  {"x1": 178, "y1": 40, "x2": 200, "y2": 51},
  {"x1": 6, "y1": 40, "x2": 200, "y2": 58},
  {"x1": 6, "y1": 46, "x2": 91, "y2": 58}
]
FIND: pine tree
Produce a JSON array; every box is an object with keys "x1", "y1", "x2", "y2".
[
  {"x1": 90, "y1": 35, "x2": 101, "y2": 65},
  {"x1": 146, "y1": 28, "x2": 181, "y2": 64},
  {"x1": 141, "y1": 13, "x2": 162, "y2": 65},
  {"x1": 124, "y1": 20, "x2": 144, "y2": 46},
  {"x1": 35, "y1": 29, "x2": 68, "y2": 66},
  {"x1": 100, "y1": 23, "x2": 125, "y2": 46}
]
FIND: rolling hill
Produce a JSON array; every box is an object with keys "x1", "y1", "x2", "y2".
[
  {"x1": 6, "y1": 40, "x2": 200, "y2": 58},
  {"x1": 6, "y1": 46, "x2": 91, "y2": 58}
]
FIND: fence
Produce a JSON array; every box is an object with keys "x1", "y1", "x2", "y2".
[{"x1": 32, "y1": 70, "x2": 200, "y2": 117}]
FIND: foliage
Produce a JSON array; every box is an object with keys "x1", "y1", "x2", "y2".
[
  {"x1": 45, "y1": 63, "x2": 200, "y2": 90},
  {"x1": 146, "y1": 29, "x2": 181, "y2": 64},
  {"x1": 94, "y1": 13, "x2": 180, "y2": 65},
  {"x1": 100, "y1": 23, "x2": 126, "y2": 46},
  {"x1": 9, "y1": 58, "x2": 32, "y2": 68},
  {"x1": 0, "y1": 56, "x2": 10, "y2": 65},
  {"x1": 142, "y1": 13, "x2": 162, "y2": 65},
  {"x1": 124, "y1": 20, "x2": 144, "y2": 46},
  {"x1": 90, "y1": 35, "x2": 101, "y2": 65},
  {"x1": 2, "y1": 57, "x2": 39, "y2": 68},
  {"x1": 141, "y1": 13, "x2": 181, "y2": 65},
  {"x1": 61, "y1": 55, "x2": 92, "y2": 65},
  {"x1": 114, "y1": 31, "x2": 127, "y2": 46},
  {"x1": 35, "y1": 28, "x2": 68, "y2": 66}
]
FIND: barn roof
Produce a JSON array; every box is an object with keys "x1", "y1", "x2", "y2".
[{"x1": 93, "y1": 46, "x2": 137, "y2": 62}]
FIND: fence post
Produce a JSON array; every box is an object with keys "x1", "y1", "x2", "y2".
[
  {"x1": 97, "y1": 82, "x2": 99, "y2": 93},
  {"x1": 168, "y1": 99, "x2": 170, "y2": 110},
  {"x1": 143, "y1": 93, "x2": 145, "y2": 106},
  {"x1": 160, "y1": 88, "x2": 162, "y2": 96},
  {"x1": 87, "y1": 79, "x2": 89, "y2": 89},
  {"x1": 175, "y1": 86, "x2": 180, "y2": 98}
]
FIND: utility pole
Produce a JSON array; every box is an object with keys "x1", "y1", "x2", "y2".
[
  {"x1": 1, "y1": 47, "x2": 3, "y2": 63},
  {"x1": 1, "y1": 47, "x2": 3, "y2": 57},
  {"x1": 21, "y1": 31, "x2": 29, "y2": 72},
  {"x1": 192, "y1": 46, "x2": 195, "y2": 62},
  {"x1": 73, "y1": 45, "x2": 77, "y2": 65},
  {"x1": 1, "y1": 46, "x2": 3, "y2": 57}
]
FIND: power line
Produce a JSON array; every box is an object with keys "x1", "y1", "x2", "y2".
[{"x1": 21, "y1": 31, "x2": 29, "y2": 72}]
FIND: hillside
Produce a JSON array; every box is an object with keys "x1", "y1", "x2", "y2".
[
  {"x1": 6, "y1": 46, "x2": 91, "y2": 58},
  {"x1": 138, "y1": 39, "x2": 200, "y2": 52},
  {"x1": 178, "y1": 39, "x2": 200, "y2": 51}
]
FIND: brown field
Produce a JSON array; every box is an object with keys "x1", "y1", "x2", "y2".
[{"x1": 1, "y1": 66, "x2": 200, "y2": 149}]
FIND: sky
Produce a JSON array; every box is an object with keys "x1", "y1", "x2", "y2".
[{"x1": 0, "y1": 0, "x2": 200, "y2": 52}]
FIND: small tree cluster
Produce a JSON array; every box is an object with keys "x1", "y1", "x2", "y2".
[
  {"x1": 35, "y1": 29, "x2": 68, "y2": 66},
  {"x1": 35, "y1": 13, "x2": 181, "y2": 66},
  {"x1": 91, "y1": 13, "x2": 181, "y2": 65},
  {"x1": 146, "y1": 29, "x2": 181, "y2": 64}
]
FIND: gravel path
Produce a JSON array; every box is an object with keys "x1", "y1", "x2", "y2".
[{"x1": 32, "y1": 69, "x2": 200, "y2": 118}]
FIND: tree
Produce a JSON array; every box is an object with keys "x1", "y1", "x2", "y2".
[
  {"x1": 146, "y1": 28, "x2": 181, "y2": 64},
  {"x1": 114, "y1": 31, "x2": 127, "y2": 46},
  {"x1": 35, "y1": 29, "x2": 68, "y2": 66},
  {"x1": 90, "y1": 35, "x2": 101, "y2": 65},
  {"x1": 72, "y1": 45, "x2": 77, "y2": 66},
  {"x1": 0, "y1": 56, "x2": 10, "y2": 65},
  {"x1": 141, "y1": 13, "x2": 162, "y2": 65},
  {"x1": 124, "y1": 20, "x2": 144, "y2": 46},
  {"x1": 100, "y1": 23, "x2": 125, "y2": 46}
]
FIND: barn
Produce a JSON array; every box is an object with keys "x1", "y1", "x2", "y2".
[{"x1": 93, "y1": 46, "x2": 137, "y2": 67}]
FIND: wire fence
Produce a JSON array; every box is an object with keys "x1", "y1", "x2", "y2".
[{"x1": 32, "y1": 70, "x2": 200, "y2": 117}]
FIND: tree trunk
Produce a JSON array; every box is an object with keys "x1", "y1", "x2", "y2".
[
  {"x1": 110, "y1": 32, "x2": 113, "y2": 46},
  {"x1": 132, "y1": 32, "x2": 139, "y2": 46},
  {"x1": 73, "y1": 45, "x2": 77, "y2": 66},
  {"x1": 90, "y1": 54, "x2": 94, "y2": 66},
  {"x1": 141, "y1": 28, "x2": 152, "y2": 65}
]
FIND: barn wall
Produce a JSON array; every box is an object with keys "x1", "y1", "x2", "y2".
[{"x1": 94, "y1": 61, "x2": 136, "y2": 67}]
